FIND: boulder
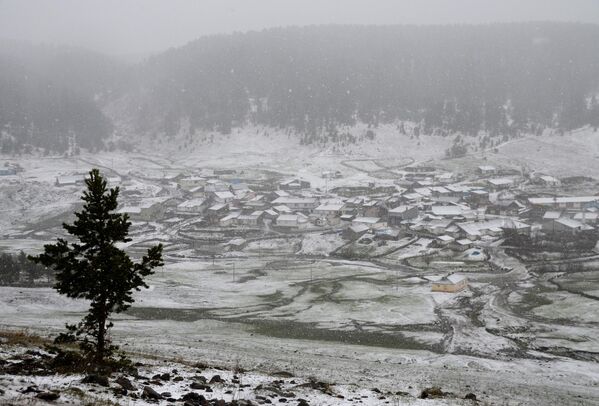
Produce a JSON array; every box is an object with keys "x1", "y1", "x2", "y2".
[
  {"x1": 209, "y1": 375, "x2": 223, "y2": 384},
  {"x1": 36, "y1": 392, "x2": 60, "y2": 401},
  {"x1": 82, "y1": 374, "x2": 109, "y2": 387},
  {"x1": 115, "y1": 376, "x2": 136, "y2": 391},
  {"x1": 142, "y1": 386, "x2": 162, "y2": 400}
]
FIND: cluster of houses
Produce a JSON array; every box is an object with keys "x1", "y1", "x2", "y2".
[{"x1": 112, "y1": 165, "x2": 599, "y2": 254}]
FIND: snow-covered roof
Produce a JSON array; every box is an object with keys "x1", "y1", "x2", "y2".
[
  {"x1": 177, "y1": 198, "x2": 205, "y2": 208},
  {"x1": 529, "y1": 196, "x2": 599, "y2": 205},
  {"x1": 389, "y1": 205, "x2": 415, "y2": 214},
  {"x1": 431, "y1": 205, "x2": 463, "y2": 217},
  {"x1": 352, "y1": 217, "x2": 381, "y2": 224},
  {"x1": 543, "y1": 211, "x2": 562, "y2": 220},
  {"x1": 487, "y1": 178, "x2": 514, "y2": 186},
  {"x1": 555, "y1": 218, "x2": 594, "y2": 230},
  {"x1": 315, "y1": 203, "x2": 345, "y2": 212},
  {"x1": 213, "y1": 191, "x2": 235, "y2": 199}
]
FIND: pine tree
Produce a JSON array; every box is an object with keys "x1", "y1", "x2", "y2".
[{"x1": 30, "y1": 169, "x2": 163, "y2": 363}]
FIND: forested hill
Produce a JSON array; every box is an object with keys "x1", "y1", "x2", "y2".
[
  {"x1": 2, "y1": 23, "x2": 599, "y2": 153},
  {"x1": 118, "y1": 22, "x2": 599, "y2": 141},
  {"x1": 0, "y1": 41, "x2": 122, "y2": 154}
]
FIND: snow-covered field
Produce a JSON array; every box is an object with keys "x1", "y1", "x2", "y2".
[{"x1": 3, "y1": 126, "x2": 599, "y2": 404}]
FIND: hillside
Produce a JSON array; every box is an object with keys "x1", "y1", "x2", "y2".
[
  {"x1": 0, "y1": 40, "x2": 123, "y2": 153},
  {"x1": 2, "y1": 23, "x2": 599, "y2": 153},
  {"x1": 110, "y1": 22, "x2": 599, "y2": 141}
]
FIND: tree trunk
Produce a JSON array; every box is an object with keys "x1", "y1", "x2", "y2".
[{"x1": 96, "y1": 303, "x2": 107, "y2": 363}]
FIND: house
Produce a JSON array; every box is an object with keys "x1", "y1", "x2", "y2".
[
  {"x1": 206, "y1": 203, "x2": 229, "y2": 223},
  {"x1": 343, "y1": 224, "x2": 370, "y2": 240},
  {"x1": 487, "y1": 178, "x2": 515, "y2": 191},
  {"x1": 467, "y1": 189, "x2": 490, "y2": 206},
  {"x1": 545, "y1": 218, "x2": 594, "y2": 235},
  {"x1": 362, "y1": 200, "x2": 384, "y2": 217},
  {"x1": 458, "y1": 218, "x2": 531, "y2": 239},
  {"x1": 352, "y1": 217, "x2": 384, "y2": 229},
  {"x1": 178, "y1": 176, "x2": 206, "y2": 189},
  {"x1": 573, "y1": 212, "x2": 599, "y2": 224},
  {"x1": 279, "y1": 178, "x2": 311, "y2": 190},
  {"x1": 477, "y1": 165, "x2": 496, "y2": 176},
  {"x1": 177, "y1": 198, "x2": 208, "y2": 214},
  {"x1": 271, "y1": 197, "x2": 319, "y2": 212},
  {"x1": 486, "y1": 200, "x2": 525, "y2": 216},
  {"x1": 529, "y1": 196, "x2": 599, "y2": 212},
  {"x1": 211, "y1": 191, "x2": 235, "y2": 204},
  {"x1": 437, "y1": 235, "x2": 455, "y2": 246},
  {"x1": 276, "y1": 213, "x2": 308, "y2": 228},
  {"x1": 55, "y1": 175, "x2": 85, "y2": 187},
  {"x1": 534, "y1": 175, "x2": 560, "y2": 187},
  {"x1": 430, "y1": 205, "x2": 468, "y2": 218},
  {"x1": 235, "y1": 211, "x2": 264, "y2": 227},
  {"x1": 314, "y1": 203, "x2": 345, "y2": 218},
  {"x1": 220, "y1": 211, "x2": 241, "y2": 226},
  {"x1": 117, "y1": 197, "x2": 168, "y2": 221},
  {"x1": 268, "y1": 190, "x2": 290, "y2": 201},
  {"x1": 0, "y1": 168, "x2": 17, "y2": 176},
  {"x1": 432, "y1": 274, "x2": 468, "y2": 293},
  {"x1": 388, "y1": 205, "x2": 419, "y2": 226}
]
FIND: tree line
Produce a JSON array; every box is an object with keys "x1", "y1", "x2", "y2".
[
  {"x1": 124, "y1": 22, "x2": 599, "y2": 140},
  {"x1": 2, "y1": 22, "x2": 599, "y2": 153},
  {"x1": 0, "y1": 251, "x2": 52, "y2": 285}
]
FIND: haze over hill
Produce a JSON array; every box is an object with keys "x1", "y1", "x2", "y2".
[{"x1": 2, "y1": 22, "x2": 599, "y2": 154}]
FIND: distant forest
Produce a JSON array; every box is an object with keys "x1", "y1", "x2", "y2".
[{"x1": 2, "y1": 22, "x2": 599, "y2": 153}]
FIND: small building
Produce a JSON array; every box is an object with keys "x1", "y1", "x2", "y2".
[
  {"x1": 211, "y1": 191, "x2": 235, "y2": 204},
  {"x1": 547, "y1": 218, "x2": 594, "y2": 235},
  {"x1": 486, "y1": 200, "x2": 525, "y2": 216},
  {"x1": 477, "y1": 165, "x2": 496, "y2": 176},
  {"x1": 343, "y1": 223, "x2": 370, "y2": 240},
  {"x1": 529, "y1": 196, "x2": 599, "y2": 213},
  {"x1": 177, "y1": 198, "x2": 208, "y2": 214},
  {"x1": 279, "y1": 178, "x2": 311, "y2": 190},
  {"x1": 487, "y1": 178, "x2": 515, "y2": 191},
  {"x1": 271, "y1": 197, "x2": 319, "y2": 212},
  {"x1": 388, "y1": 205, "x2": 419, "y2": 226},
  {"x1": 431, "y1": 274, "x2": 468, "y2": 293}
]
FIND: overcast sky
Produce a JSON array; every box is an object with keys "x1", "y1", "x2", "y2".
[{"x1": 0, "y1": 0, "x2": 598, "y2": 57}]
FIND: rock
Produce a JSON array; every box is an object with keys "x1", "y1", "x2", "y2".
[
  {"x1": 209, "y1": 374, "x2": 223, "y2": 384},
  {"x1": 190, "y1": 382, "x2": 210, "y2": 390},
  {"x1": 115, "y1": 376, "x2": 136, "y2": 391},
  {"x1": 272, "y1": 371, "x2": 294, "y2": 378},
  {"x1": 420, "y1": 387, "x2": 446, "y2": 399},
  {"x1": 36, "y1": 391, "x2": 60, "y2": 401},
  {"x1": 82, "y1": 374, "x2": 109, "y2": 387},
  {"x1": 279, "y1": 398, "x2": 287, "y2": 403},
  {"x1": 142, "y1": 386, "x2": 162, "y2": 400},
  {"x1": 181, "y1": 392, "x2": 208, "y2": 406},
  {"x1": 465, "y1": 393, "x2": 477, "y2": 401},
  {"x1": 193, "y1": 375, "x2": 207, "y2": 383},
  {"x1": 297, "y1": 399, "x2": 309, "y2": 406},
  {"x1": 173, "y1": 376, "x2": 185, "y2": 382},
  {"x1": 161, "y1": 391, "x2": 172, "y2": 398}
]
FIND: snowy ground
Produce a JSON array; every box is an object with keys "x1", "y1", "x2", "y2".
[{"x1": 3, "y1": 126, "x2": 599, "y2": 404}]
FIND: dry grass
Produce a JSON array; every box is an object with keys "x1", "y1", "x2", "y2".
[{"x1": 0, "y1": 329, "x2": 51, "y2": 347}]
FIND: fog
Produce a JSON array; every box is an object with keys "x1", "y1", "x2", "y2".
[{"x1": 1, "y1": 0, "x2": 598, "y2": 56}]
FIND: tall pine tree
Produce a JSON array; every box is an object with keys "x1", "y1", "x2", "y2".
[{"x1": 30, "y1": 169, "x2": 163, "y2": 362}]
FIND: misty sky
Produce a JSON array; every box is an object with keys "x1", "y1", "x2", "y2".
[{"x1": 1, "y1": 0, "x2": 598, "y2": 57}]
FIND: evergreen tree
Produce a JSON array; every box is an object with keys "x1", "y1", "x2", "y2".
[
  {"x1": 0, "y1": 253, "x2": 19, "y2": 285},
  {"x1": 30, "y1": 169, "x2": 163, "y2": 362}
]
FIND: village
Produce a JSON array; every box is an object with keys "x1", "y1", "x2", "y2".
[
  {"x1": 26, "y1": 159, "x2": 597, "y2": 294},
  {"x1": 2, "y1": 148, "x2": 599, "y2": 405}
]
